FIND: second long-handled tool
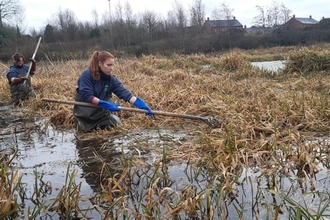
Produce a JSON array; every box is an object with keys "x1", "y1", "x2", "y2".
[{"x1": 24, "y1": 37, "x2": 42, "y2": 84}]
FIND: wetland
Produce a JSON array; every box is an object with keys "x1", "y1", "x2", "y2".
[{"x1": 1, "y1": 45, "x2": 330, "y2": 219}]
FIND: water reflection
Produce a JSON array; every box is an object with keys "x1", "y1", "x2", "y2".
[
  {"x1": 75, "y1": 135, "x2": 122, "y2": 189},
  {"x1": 74, "y1": 129, "x2": 190, "y2": 191}
]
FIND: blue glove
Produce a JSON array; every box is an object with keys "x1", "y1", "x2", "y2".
[
  {"x1": 98, "y1": 100, "x2": 120, "y2": 112},
  {"x1": 133, "y1": 97, "x2": 154, "y2": 117}
]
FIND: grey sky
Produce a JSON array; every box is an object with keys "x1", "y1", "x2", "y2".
[{"x1": 22, "y1": 0, "x2": 328, "y2": 32}]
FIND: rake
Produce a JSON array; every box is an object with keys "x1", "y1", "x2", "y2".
[{"x1": 41, "y1": 98, "x2": 227, "y2": 128}]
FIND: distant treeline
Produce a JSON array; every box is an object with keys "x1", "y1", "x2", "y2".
[{"x1": 1, "y1": 18, "x2": 330, "y2": 62}]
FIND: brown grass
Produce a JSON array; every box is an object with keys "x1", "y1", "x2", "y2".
[{"x1": 1, "y1": 46, "x2": 330, "y2": 185}]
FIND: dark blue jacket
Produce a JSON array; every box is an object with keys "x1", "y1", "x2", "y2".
[
  {"x1": 76, "y1": 69, "x2": 133, "y2": 103},
  {"x1": 7, "y1": 64, "x2": 34, "y2": 84}
]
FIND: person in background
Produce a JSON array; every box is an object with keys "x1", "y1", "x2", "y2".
[
  {"x1": 6, "y1": 52, "x2": 37, "y2": 105},
  {"x1": 74, "y1": 51, "x2": 153, "y2": 133}
]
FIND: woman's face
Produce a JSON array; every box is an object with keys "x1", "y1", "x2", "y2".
[
  {"x1": 16, "y1": 58, "x2": 24, "y2": 67},
  {"x1": 99, "y1": 58, "x2": 114, "y2": 75}
]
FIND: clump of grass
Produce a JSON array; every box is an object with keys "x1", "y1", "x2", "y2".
[
  {"x1": 47, "y1": 164, "x2": 88, "y2": 219},
  {"x1": 170, "y1": 53, "x2": 200, "y2": 70},
  {"x1": 271, "y1": 190, "x2": 330, "y2": 219},
  {"x1": 48, "y1": 105, "x2": 74, "y2": 129},
  {"x1": 218, "y1": 52, "x2": 252, "y2": 72},
  {"x1": 0, "y1": 170, "x2": 20, "y2": 219},
  {"x1": 283, "y1": 47, "x2": 330, "y2": 75},
  {"x1": 0, "y1": 153, "x2": 22, "y2": 219},
  {"x1": 240, "y1": 46, "x2": 294, "y2": 61}
]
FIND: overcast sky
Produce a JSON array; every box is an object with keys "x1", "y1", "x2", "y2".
[{"x1": 22, "y1": 0, "x2": 328, "y2": 32}]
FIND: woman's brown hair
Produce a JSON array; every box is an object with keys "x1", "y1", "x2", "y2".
[
  {"x1": 88, "y1": 51, "x2": 114, "y2": 81},
  {"x1": 12, "y1": 53, "x2": 25, "y2": 65}
]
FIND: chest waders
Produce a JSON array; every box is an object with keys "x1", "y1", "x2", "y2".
[
  {"x1": 10, "y1": 75, "x2": 36, "y2": 105},
  {"x1": 73, "y1": 93, "x2": 121, "y2": 133}
]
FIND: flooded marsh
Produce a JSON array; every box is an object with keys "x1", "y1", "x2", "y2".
[{"x1": 1, "y1": 46, "x2": 330, "y2": 219}]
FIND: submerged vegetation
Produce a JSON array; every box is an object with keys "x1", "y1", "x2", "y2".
[{"x1": 1, "y1": 45, "x2": 330, "y2": 218}]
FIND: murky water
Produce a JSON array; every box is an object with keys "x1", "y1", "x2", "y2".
[{"x1": 0, "y1": 105, "x2": 196, "y2": 218}]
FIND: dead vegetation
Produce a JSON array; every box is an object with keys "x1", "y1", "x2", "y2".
[
  {"x1": 1, "y1": 47, "x2": 330, "y2": 168},
  {"x1": 2, "y1": 45, "x2": 330, "y2": 218}
]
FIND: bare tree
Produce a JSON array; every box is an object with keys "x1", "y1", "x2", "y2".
[
  {"x1": 187, "y1": 0, "x2": 206, "y2": 53},
  {"x1": 0, "y1": 0, "x2": 24, "y2": 27},
  {"x1": 123, "y1": 1, "x2": 136, "y2": 46},
  {"x1": 172, "y1": 0, "x2": 187, "y2": 40},
  {"x1": 166, "y1": 11, "x2": 176, "y2": 28},
  {"x1": 222, "y1": 3, "x2": 234, "y2": 21},
  {"x1": 253, "y1": 5, "x2": 266, "y2": 27},
  {"x1": 113, "y1": 1, "x2": 125, "y2": 47},
  {"x1": 140, "y1": 10, "x2": 160, "y2": 41},
  {"x1": 91, "y1": 9, "x2": 99, "y2": 28},
  {"x1": 173, "y1": 0, "x2": 187, "y2": 27},
  {"x1": 189, "y1": 0, "x2": 205, "y2": 27},
  {"x1": 279, "y1": 3, "x2": 292, "y2": 24},
  {"x1": 124, "y1": 1, "x2": 134, "y2": 22},
  {"x1": 13, "y1": 10, "x2": 27, "y2": 34},
  {"x1": 49, "y1": 7, "x2": 79, "y2": 41},
  {"x1": 267, "y1": 0, "x2": 281, "y2": 26},
  {"x1": 254, "y1": 1, "x2": 292, "y2": 27},
  {"x1": 211, "y1": 2, "x2": 234, "y2": 21},
  {"x1": 113, "y1": 1, "x2": 137, "y2": 46},
  {"x1": 211, "y1": 2, "x2": 235, "y2": 31},
  {"x1": 211, "y1": 2, "x2": 235, "y2": 49},
  {"x1": 114, "y1": 1, "x2": 124, "y2": 23}
]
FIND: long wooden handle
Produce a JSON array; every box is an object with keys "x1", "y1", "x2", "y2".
[
  {"x1": 41, "y1": 98, "x2": 210, "y2": 123},
  {"x1": 26, "y1": 37, "x2": 42, "y2": 79}
]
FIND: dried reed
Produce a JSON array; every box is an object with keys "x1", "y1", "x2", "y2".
[{"x1": 1, "y1": 45, "x2": 330, "y2": 218}]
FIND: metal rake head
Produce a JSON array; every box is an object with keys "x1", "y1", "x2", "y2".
[{"x1": 206, "y1": 116, "x2": 229, "y2": 128}]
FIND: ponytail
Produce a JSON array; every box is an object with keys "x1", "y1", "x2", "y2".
[{"x1": 89, "y1": 51, "x2": 100, "y2": 80}]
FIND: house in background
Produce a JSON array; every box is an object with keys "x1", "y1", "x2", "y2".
[
  {"x1": 244, "y1": 25, "x2": 275, "y2": 34},
  {"x1": 203, "y1": 17, "x2": 244, "y2": 34},
  {"x1": 283, "y1": 15, "x2": 319, "y2": 29}
]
